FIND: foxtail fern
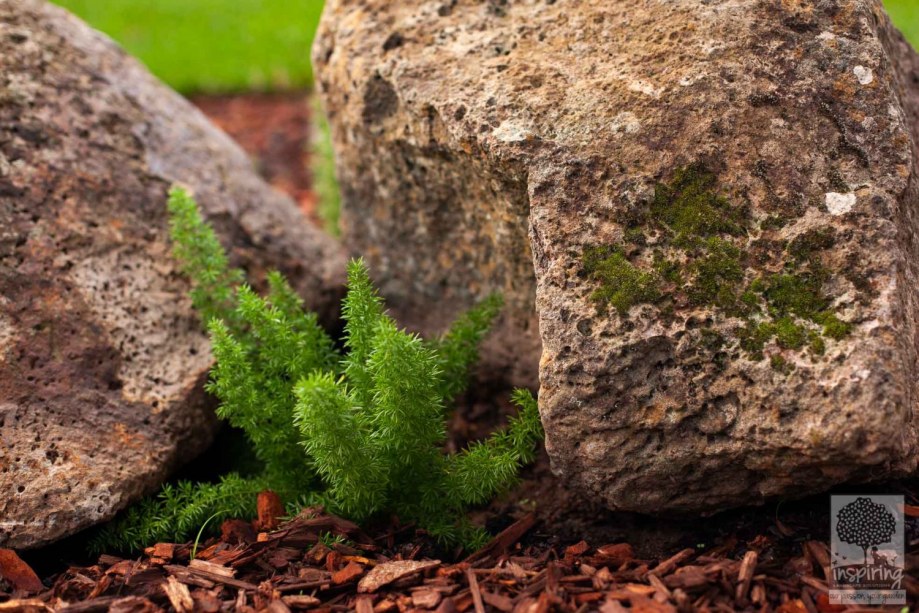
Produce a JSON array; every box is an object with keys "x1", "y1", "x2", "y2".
[{"x1": 91, "y1": 188, "x2": 542, "y2": 553}]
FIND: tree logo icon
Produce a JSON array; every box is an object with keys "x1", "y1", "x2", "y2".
[
  {"x1": 830, "y1": 494, "x2": 905, "y2": 606},
  {"x1": 835, "y1": 497, "x2": 897, "y2": 567}
]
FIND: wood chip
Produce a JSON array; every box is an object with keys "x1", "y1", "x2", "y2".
[
  {"x1": 188, "y1": 558, "x2": 235, "y2": 578},
  {"x1": 598, "y1": 600, "x2": 628, "y2": 613},
  {"x1": 465, "y1": 568, "x2": 485, "y2": 613},
  {"x1": 595, "y1": 543, "x2": 634, "y2": 564},
  {"x1": 22, "y1": 502, "x2": 919, "y2": 613},
  {"x1": 263, "y1": 600, "x2": 292, "y2": 613},
  {"x1": 574, "y1": 592, "x2": 604, "y2": 605},
  {"x1": 649, "y1": 548, "x2": 695, "y2": 577},
  {"x1": 358, "y1": 560, "x2": 441, "y2": 593},
  {"x1": 164, "y1": 564, "x2": 256, "y2": 591},
  {"x1": 663, "y1": 566, "x2": 708, "y2": 590},
  {"x1": 798, "y1": 575, "x2": 828, "y2": 594},
  {"x1": 306, "y1": 542, "x2": 331, "y2": 564},
  {"x1": 144, "y1": 543, "x2": 176, "y2": 561},
  {"x1": 374, "y1": 597, "x2": 398, "y2": 613},
  {"x1": 190, "y1": 590, "x2": 222, "y2": 613},
  {"x1": 647, "y1": 573, "x2": 671, "y2": 598},
  {"x1": 501, "y1": 561, "x2": 530, "y2": 580},
  {"x1": 221, "y1": 519, "x2": 257, "y2": 545},
  {"x1": 256, "y1": 490, "x2": 285, "y2": 531},
  {"x1": 108, "y1": 596, "x2": 161, "y2": 613},
  {"x1": 481, "y1": 590, "x2": 514, "y2": 612},
  {"x1": 607, "y1": 584, "x2": 657, "y2": 600},
  {"x1": 564, "y1": 541, "x2": 590, "y2": 557},
  {"x1": 282, "y1": 595, "x2": 322, "y2": 609},
  {"x1": 161, "y1": 566, "x2": 215, "y2": 590},
  {"x1": 735, "y1": 550, "x2": 757, "y2": 603},
  {"x1": 803, "y1": 541, "x2": 830, "y2": 579},
  {"x1": 162, "y1": 576, "x2": 194, "y2": 613},
  {"x1": 412, "y1": 588, "x2": 442, "y2": 609},
  {"x1": 0, "y1": 600, "x2": 53, "y2": 613},
  {"x1": 464, "y1": 513, "x2": 535, "y2": 563},
  {"x1": 57, "y1": 596, "x2": 122, "y2": 612},
  {"x1": 0, "y1": 549, "x2": 43, "y2": 594},
  {"x1": 355, "y1": 596, "x2": 374, "y2": 613},
  {"x1": 332, "y1": 561, "x2": 365, "y2": 585}
]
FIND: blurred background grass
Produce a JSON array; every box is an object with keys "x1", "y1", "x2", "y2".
[
  {"x1": 51, "y1": 0, "x2": 324, "y2": 93},
  {"x1": 51, "y1": 0, "x2": 917, "y2": 94},
  {"x1": 886, "y1": 0, "x2": 918, "y2": 49}
]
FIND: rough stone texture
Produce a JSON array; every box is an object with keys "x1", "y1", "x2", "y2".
[
  {"x1": 315, "y1": 8, "x2": 540, "y2": 390},
  {"x1": 0, "y1": 0, "x2": 345, "y2": 548},
  {"x1": 315, "y1": 0, "x2": 919, "y2": 513}
]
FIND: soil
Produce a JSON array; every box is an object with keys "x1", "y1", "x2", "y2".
[
  {"x1": 4, "y1": 93, "x2": 919, "y2": 611},
  {"x1": 190, "y1": 92, "x2": 320, "y2": 226}
]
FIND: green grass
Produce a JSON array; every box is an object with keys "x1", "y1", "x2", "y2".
[
  {"x1": 886, "y1": 0, "x2": 918, "y2": 48},
  {"x1": 51, "y1": 0, "x2": 324, "y2": 93},
  {"x1": 312, "y1": 98, "x2": 341, "y2": 237}
]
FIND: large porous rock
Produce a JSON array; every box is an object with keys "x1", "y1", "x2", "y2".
[
  {"x1": 315, "y1": 0, "x2": 919, "y2": 513},
  {"x1": 0, "y1": 0, "x2": 345, "y2": 548}
]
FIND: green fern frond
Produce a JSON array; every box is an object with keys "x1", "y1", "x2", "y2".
[
  {"x1": 430, "y1": 293, "x2": 504, "y2": 404},
  {"x1": 443, "y1": 389, "x2": 543, "y2": 506},
  {"x1": 342, "y1": 259, "x2": 386, "y2": 359},
  {"x1": 506, "y1": 388, "x2": 544, "y2": 465},
  {"x1": 341, "y1": 259, "x2": 387, "y2": 411},
  {"x1": 367, "y1": 319, "x2": 445, "y2": 457},
  {"x1": 97, "y1": 190, "x2": 543, "y2": 554},
  {"x1": 90, "y1": 474, "x2": 273, "y2": 553},
  {"x1": 236, "y1": 284, "x2": 336, "y2": 379},
  {"x1": 166, "y1": 187, "x2": 244, "y2": 329},
  {"x1": 294, "y1": 372, "x2": 387, "y2": 520},
  {"x1": 206, "y1": 317, "x2": 313, "y2": 487},
  {"x1": 265, "y1": 270, "x2": 304, "y2": 320}
]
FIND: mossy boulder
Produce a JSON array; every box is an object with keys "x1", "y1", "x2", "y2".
[{"x1": 316, "y1": 0, "x2": 919, "y2": 512}]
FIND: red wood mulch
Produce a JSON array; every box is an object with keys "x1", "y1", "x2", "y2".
[{"x1": 2, "y1": 494, "x2": 917, "y2": 613}]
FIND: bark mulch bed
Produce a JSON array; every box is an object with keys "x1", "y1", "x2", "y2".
[{"x1": 2, "y1": 491, "x2": 917, "y2": 613}]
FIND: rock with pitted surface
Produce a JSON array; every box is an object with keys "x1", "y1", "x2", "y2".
[
  {"x1": 0, "y1": 0, "x2": 345, "y2": 548},
  {"x1": 314, "y1": 0, "x2": 919, "y2": 513}
]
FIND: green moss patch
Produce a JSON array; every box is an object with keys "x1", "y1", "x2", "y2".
[
  {"x1": 582, "y1": 164, "x2": 856, "y2": 364},
  {"x1": 686, "y1": 238, "x2": 745, "y2": 312},
  {"x1": 770, "y1": 354, "x2": 795, "y2": 374},
  {"x1": 649, "y1": 164, "x2": 747, "y2": 245},
  {"x1": 761, "y1": 272, "x2": 828, "y2": 318},
  {"x1": 582, "y1": 246, "x2": 660, "y2": 316}
]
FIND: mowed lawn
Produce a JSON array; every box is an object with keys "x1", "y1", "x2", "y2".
[
  {"x1": 52, "y1": 0, "x2": 918, "y2": 94},
  {"x1": 52, "y1": 0, "x2": 324, "y2": 93}
]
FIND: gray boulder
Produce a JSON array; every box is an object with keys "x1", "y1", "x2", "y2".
[
  {"x1": 0, "y1": 0, "x2": 344, "y2": 548},
  {"x1": 314, "y1": 0, "x2": 919, "y2": 512}
]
